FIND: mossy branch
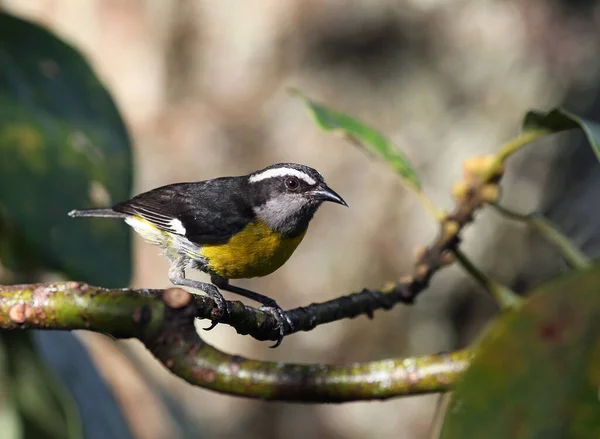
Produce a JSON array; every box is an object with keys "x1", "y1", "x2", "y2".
[{"x1": 0, "y1": 283, "x2": 471, "y2": 402}]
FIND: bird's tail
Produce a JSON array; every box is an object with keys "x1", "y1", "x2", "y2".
[{"x1": 68, "y1": 208, "x2": 127, "y2": 219}]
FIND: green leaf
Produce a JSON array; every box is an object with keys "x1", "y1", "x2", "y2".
[
  {"x1": 2, "y1": 332, "x2": 82, "y2": 439},
  {"x1": 0, "y1": 12, "x2": 133, "y2": 286},
  {"x1": 293, "y1": 89, "x2": 421, "y2": 190},
  {"x1": 0, "y1": 334, "x2": 24, "y2": 439},
  {"x1": 523, "y1": 108, "x2": 600, "y2": 163},
  {"x1": 440, "y1": 264, "x2": 600, "y2": 439}
]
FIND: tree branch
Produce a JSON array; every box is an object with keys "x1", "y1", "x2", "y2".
[
  {"x1": 0, "y1": 282, "x2": 471, "y2": 402},
  {"x1": 0, "y1": 142, "x2": 523, "y2": 401},
  {"x1": 1, "y1": 137, "x2": 511, "y2": 344},
  {"x1": 259, "y1": 159, "x2": 505, "y2": 338}
]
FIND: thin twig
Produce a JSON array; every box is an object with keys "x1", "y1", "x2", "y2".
[{"x1": 413, "y1": 189, "x2": 446, "y2": 222}]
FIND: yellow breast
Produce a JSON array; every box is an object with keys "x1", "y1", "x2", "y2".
[{"x1": 199, "y1": 221, "x2": 306, "y2": 279}]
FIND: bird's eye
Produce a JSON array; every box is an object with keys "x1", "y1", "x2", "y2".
[{"x1": 284, "y1": 176, "x2": 300, "y2": 191}]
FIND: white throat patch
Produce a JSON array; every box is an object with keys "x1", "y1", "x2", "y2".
[{"x1": 249, "y1": 167, "x2": 317, "y2": 185}]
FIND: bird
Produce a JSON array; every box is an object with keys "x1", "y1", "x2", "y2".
[{"x1": 69, "y1": 163, "x2": 347, "y2": 347}]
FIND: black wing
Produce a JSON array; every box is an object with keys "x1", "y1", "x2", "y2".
[{"x1": 113, "y1": 178, "x2": 255, "y2": 245}]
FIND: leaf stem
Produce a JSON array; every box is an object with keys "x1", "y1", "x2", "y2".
[
  {"x1": 412, "y1": 188, "x2": 446, "y2": 222},
  {"x1": 485, "y1": 130, "x2": 550, "y2": 181},
  {"x1": 495, "y1": 129, "x2": 550, "y2": 163},
  {"x1": 491, "y1": 203, "x2": 591, "y2": 270},
  {"x1": 342, "y1": 134, "x2": 445, "y2": 222},
  {"x1": 453, "y1": 248, "x2": 523, "y2": 310}
]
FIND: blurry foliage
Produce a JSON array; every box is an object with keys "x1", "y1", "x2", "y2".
[
  {"x1": 0, "y1": 5, "x2": 600, "y2": 439},
  {"x1": 0, "y1": 12, "x2": 133, "y2": 439},
  {"x1": 523, "y1": 108, "x2": 600, "y2": 162},
  {"x1": 0, "y1": 333, "x2": 82, "y2": 439},
  {"x1": 294, "y1": 89, "x2": 421, "y2": 190},
  {"x1": 440, "y1": 265, "x2": 600, "y2": 438},
  {"x1": 0, "y1": 12, "x2": 132, "y2": 286},
  {"x1": 307, "y1": 99, "x2": 600, "y2": 437}
]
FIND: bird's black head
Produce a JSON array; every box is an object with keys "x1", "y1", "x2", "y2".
[{"x1": 247, "y1": 163, "x2": 346, "y2": 237}]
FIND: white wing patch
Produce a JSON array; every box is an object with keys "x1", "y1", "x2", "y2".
[
  {"x1": 128, "y1": 206, "x2": 187, "y2": 236},
  {"x1": 168, "y1": 218, "x2": 186, "y2": 235},
  {"x1": 125, "y1": 216, "x2": 165, "y2": 245},
  {"x1": 249, "y1": 167, "x2": 317, "y2": 185}
]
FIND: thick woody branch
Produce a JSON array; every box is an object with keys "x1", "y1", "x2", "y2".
[{"x1": 0, "y1": 283, "x2": 470, "y2": 402}]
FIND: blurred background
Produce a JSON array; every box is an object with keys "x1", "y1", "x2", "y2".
[{"x1": 2, "y1": 1, "x2": 600, "y2": 438}]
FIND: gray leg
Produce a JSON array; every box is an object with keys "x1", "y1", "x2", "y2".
[
  {"x1": 210, "y1": 275, "x2": 279, "y2": 307},
  {"x1": 211, "y1": 275, "x2": 293, "y2": 348},
  {"x1": 168, "y1": 259, "x2": 227, "y2": 329}
]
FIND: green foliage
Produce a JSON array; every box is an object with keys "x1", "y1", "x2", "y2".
[
  {"x1": 1, "y1": 6, "x2": 600, "y2": 438},
  {"x1": 0, "y1": 12, "x2": 132, "y2": 286},
  {"x1": 298, "y1": 90, "x2": 600, "y2": 435},
  {"x1": 441, "y1": 265, "x2": 600, "y2": 439},
  {"x1": 523, "y1": 108, "x2": 600, "y2": 163},
  {"x1": 293, "y1": 89, "x2": 421, "y2": 190},
  {"x1": 0, "y1": 333, "x2": 82, "y2": 439},
  {"x1": 0, "y1": 12, "x2": 134, "y2": 439}
]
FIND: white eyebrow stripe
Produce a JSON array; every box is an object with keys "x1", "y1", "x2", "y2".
[{"x1": 248, "y1": 168, "x2": 317, "y2": 185}]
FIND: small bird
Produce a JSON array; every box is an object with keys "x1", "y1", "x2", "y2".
[{"x1": 69, "y1": 163, "x2": 347, "y2": 346}]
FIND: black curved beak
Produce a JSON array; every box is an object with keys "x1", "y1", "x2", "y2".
[{"x1": 308, "y1": 184, "x2": 348, "y2": 206}]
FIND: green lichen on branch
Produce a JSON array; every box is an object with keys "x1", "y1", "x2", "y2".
[
  {"x1": 0, "y1": 282, "x2": 164, "y2": 338},
  {"x1": 0, "y1": 282, "x2": 471, "y2": 402}
]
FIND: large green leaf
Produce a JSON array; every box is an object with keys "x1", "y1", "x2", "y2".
[
  {"x1": 0, "y1": 334, "x2": 23, "y2": 439},
  {"x1": 0, "y1": 12, "x2": 132, "y2": 286},
  {"x1": 293, "y1": 89, "x2": 421, "y2": 190},
  {"x1": 0, "y1": 12, "x2": 135, "y2": 439},
  {"x1": 1, "y1": 332, "x2": 82, "y2": 439},
  {"x1": 523, "y1": 108, "x2": 600, "y2": 163},
  {"x1": 440, "y1": 264, "x2": 600, "y2": 439}
]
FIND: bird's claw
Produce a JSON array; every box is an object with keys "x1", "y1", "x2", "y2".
[
  {"x1": 203, "y1": 288, "x2": 229, "y2": 331},
  {"x1": 203, "y1": 320, "x2": 219, "y2": 331},
  {"x1": 259, "y1": 305, "x2": 293, "y2": 348}
]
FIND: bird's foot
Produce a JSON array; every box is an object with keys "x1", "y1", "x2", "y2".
[
  {"x1": 259, "y1": 305, "x2": 293, "y2": 348},
  {"x1": 202, "y1": 284, "x2": 229, "y2": 331}
]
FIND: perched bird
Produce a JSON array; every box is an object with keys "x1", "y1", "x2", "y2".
[{"x1": 69, "y1": 163, "x2": 347, "y2": 346}]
